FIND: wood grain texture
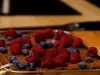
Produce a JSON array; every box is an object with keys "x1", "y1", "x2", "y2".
[{"x1": 0, "y1": 0, "x2": 100, "y2": 28}]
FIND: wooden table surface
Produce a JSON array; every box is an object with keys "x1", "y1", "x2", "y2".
[{"x1": 0, "y1": 0, "x2": 100, "y2": 28}]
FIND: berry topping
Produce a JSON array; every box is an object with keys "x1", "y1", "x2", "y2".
[
  {"x1": 4, "y1": 29, "x2": 16, "y2": 38},
  {"x1": 86, "y1": 56, "x2": 93, "y2": 63},
  {"x1": 7, "y1": 37, "x2": 13, "y2": 41},
  {"x1": 79, "y1": 62, "x2": 87, "y2": 69},
  {"x1": 16, "y1": 30, "x2": 24, "y2": 36},
  {"x1": 56, "y1": 29, "x2": 65, "y2": 40},
  {"x1": 17, "y1": 63, "x2": 26, "y2": 70},
  {"x1": 87, "y1": 47, "x2": 98, "y2": 57},
  {"x1": 21, "y1": 36, "x2": 31, "y2": 45},
  {"x1": 21, "y1": 44, "x2": 31, "y2": 50},
  {"x1": 0, "y1": 40, "x2": 5, "y2": 47},
  {"x1": 67, "y1": 47, "x2": 79, "y2": 53},
  {"x1": 72, "y1": 37, "x2": 83, "y2": 47},
  {"x1": 60, "y1": 35, "x2": 73, "y2": 47},
  {"x1": 0, "y1": 47, "x2": 7, "y2": 53},
  {"x1": 10, "y1": 44, "x2": 22, "y2": 55},
  {"x1": 43, "y1": 28, "x2": 54, "y2": 38},
  {"x1": 27, "y1": 63, "x2": 36, "y2": 70},
  {"x1": 70, "y1": 52, "x2": 81, "y2": 64}
]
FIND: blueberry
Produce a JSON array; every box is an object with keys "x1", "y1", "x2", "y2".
[
  {"x1": 0, "y1": 47, "x2": 7, "y2": 53},
  {"x1": 27, "y1": 63, "x2": 35, "y2": 70},
  {"x1": 39, "y1": 41, "x2": 45, "y2": 46},
  {"x1": 10, "y1": 56, "x2": 16, "y2": 63},
  {"x1": 12, "y1": 60, "x2": 20, "y2": 65},
  {"x1": 67, "y1": 47, "x2": 79, "y2": 53},
  {"x1": 86, "y1": 56, "x2": 93, "y2": 63},
  {"x1": 48, "y1": 43, "x2": 53, "y2": 48},
  {"x1": 79, "y1": 62, "x2": 87, "y2": 69},
  {"x1": 17, "y1": 63, "x2": 26, "y2": 70},
  {"x1": 51, "y1": 40, "x2": 56, "y2": 44},
  {"x1": 42, "y1": 43, "x2": 53, "y2": 49},
  {"x1": 16, "y1": 30, "x2": 24, "y2": 36},
  {"x1": 7, "y1": 37, "x2": 13, "y2": 41},
  {"x1": 21, "y1": 44, "x2": 31, "y2": 50}
]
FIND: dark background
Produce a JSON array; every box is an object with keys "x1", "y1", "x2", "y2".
[{"x1": 9, "y1": 0, "x2": 80, "y2": 15}]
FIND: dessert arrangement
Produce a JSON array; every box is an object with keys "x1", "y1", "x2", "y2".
[{"x1": 0, "y1": 28, "x2": 100, "y2": 71}]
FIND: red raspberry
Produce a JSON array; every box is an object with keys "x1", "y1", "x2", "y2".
[
  {"x1": 58, "y1": 47, "x2": 70, "y2": 60},
  {"x1": 60, "y1": 35, "x2": 73, "y2": 47},
  {"x1": 44, "y1": 47, "x2": 57, "y2": 58},
  {"x1": 56, "y1": 29, "x2": 65, "y2": 40},
  {"x1": 43, "y1": 28, "x2": 54, "y2": 38},
  {"x1": 70, "y1": 52, "x2": 81, "y2": 64},
  {"x1": 32, "y1": 45, "x2": 45, "y2": 57},
  {"x1": 53, "y1": 40, "x2": 60, "y2": 48},
  {"x1": 27, "y1": 53, "x2": 40, "y2": 64},
  {"x1": 10, "y1": 44, "x2": 22, "y2": 55},
  {"x1": 0, "y1": 40, "x2": 5, "y2": 47},
  {"x1": 41, "y1": 58, "x2": 54, "y2": 68},
  {"x1": 4, "y1": 29, "x2": 16, "y2": 38},
  {"x1": 10, "y1": 38, "x2": 22, "y2": 46},
  {"x1": 72, "y1": 37, "x2": 83, "y2": 47},
  {"x1": 35, "y1": 31, "x2": 45, "y2": 42},
  {"x1": 53, "y1": 54, "x2": 67, "y2": 67},
  {"x1": 87, "y1": 47, "x2": 98, "y2": 57},
  {"x1": 21, "y1": 36, "x2": 31, "y2": 45}
]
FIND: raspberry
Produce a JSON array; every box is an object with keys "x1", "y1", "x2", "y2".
[
  {"x1": 32, "y1": 45, "x2": 45, "y2": 57},
  {"x1": 35, "y1": 31, "x2": 45, "y2": 42},
  {"x1": 58, "y1": 47, "x2": 70, "y2": 60},
  {"x1": 0, "y1": 40, "x2": 5, "y2": 47},
  {"x1": 56, "y1": 29, "x2": 65, "y2": 40},
  {"x1": 27, "y1": 53, "x2": 40, "y2": 65},
  {"x1": 10, "y1": 38, "x2": 22, "y2": 46},
  {"x1": 21, "y1": 36, "x2": 31, "y2": 45},
  {"x1": 72, "y1": 37, "x2": 83, "y2": 47},
  {"x1": 87, "y1": 47, "x2": 98, "y2": 57},
  {"x1": 10, "y1": 44, "x2": 22, "y2": 55},
  {"x1": 43, "y1": 28, "x2": 54, "y2": 38},
  {"x1": 4, "y1": 29, "x2": 16, "y2": 38},
  {"x1": 53, "y1": 54, "x2": 67, "y2": 67},
  {"x1": 60, "y1": 35, "x2": 73, "y2": 47},
  {"x1": 44, "y1": 47, "x2": 57, "y2": 58},
  {"x1": 53, "y1": 40, "x2": 60, "y2": 48},
  {"x1": 70, "y1": 52, "x2": 81, "y2": 64},
  {"x1": 41, "y1": 58, "x2": 54, "y2": 68}
]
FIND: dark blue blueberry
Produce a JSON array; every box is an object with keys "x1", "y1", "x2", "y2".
[
  {"x1": 79, "y1": 62, "x2": 87, "y2": 69},
  {"x1": 10, "y1": 56, "x2": 16, "y2": 63},
  {"x1": 48, "y1": 43, "x2": 53, "y2": 48},
  {"x1": 21, "y1": 44, "x2": 31, "y2": 50},
  {"x1": 0, "y1": 47, "x2": 7, "y2": 53},
  {"x1": 16, "y1": 30, "x2": 24, "y2": 36},
  {"x1": 27, "y1": 63, "x2": 35, "y2": 70},
  {"x1": 7, "y1": 37, "x2": 13, "y2": 41},
  {"x1": 17, "y1": 63, "x2": 26, "y2": 70},
  {"x1": 86, "y1": 56, "x2": 93, "y2": 63},
  {"x1": 12, "y1": 60, "x2": 20, "y2": 65},
  {"x1": 67, "y1": 47, "x2": 79, "y2": 53},
  {"x1": 39, "y1": 41, "x2": 45, "y2": 46},
  {"x1": 41, "y1": 42, "x2": 53, "y2": 49}
]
